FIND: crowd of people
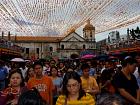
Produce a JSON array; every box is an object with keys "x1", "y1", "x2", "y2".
[{"x1": 0, "y1": 53, "x2": 140, "y2": 105}]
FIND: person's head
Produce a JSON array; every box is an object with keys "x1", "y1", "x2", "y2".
[
  {"x1": 26, "y1": 67, "x2": 34, "y2": 77},
  {"x1": 18, "y1": 88, "x2": 46, "y2": 105},
  {"x1": 96, "y1": 94, "x2": 127, "y2": 105},
  {"x1": 67, "y1": 68, "x2": 74, "y2": 72},
  {"x1": 8, "y1": 69, "x2": 25, "y2": 87},
  {"x1": 135, "y1": 53, "x2": 140, "y2": 65},
  {"x1": 121, "y1": 57, "x2": 137, "y2": 73},
  {"x1": 62, "y1": 71, "x2": 85, "y2": 100},
  {"x1": 81, "y1": 63, "x2": 90, "y2": 78},
  {"x1": 33, "y1": 61, "x2": 43, "y2": 77},
  {"x1": 101, "y1": 69, "x2": 112, "y2": 82},
  {"x1": 86, "y1": 61, "x2": 92, "y2": 67},
  {"x1": 44, "y1": 62, "x2": 50, "y2": 68},
  {"x1": 59, "y1": 62, "x2": 65, "y2": 68},
  {"x1": 104, "y1": 61, "x2": 111, "y2": 68},
  {"x1": 50, "y1": 66, "x2": 58, "y2": 77},
  {"x1": 50, "y1": 60, "x2": 56, "y2": 67},
  {"x1": 19, "y1": 62, "x2": 26, "y2": 69}
]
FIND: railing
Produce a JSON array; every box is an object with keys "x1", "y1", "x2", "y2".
[
  {"x1": 0, "y1": 39, "x2": 22, "y2": 52},
  {"x1": 109, "y1": 40, "x2": 140, "y2": 51}
]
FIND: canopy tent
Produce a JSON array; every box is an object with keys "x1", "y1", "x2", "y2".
[{"x1": 0, "y1": 0, "x2": 140, "y2": 36}]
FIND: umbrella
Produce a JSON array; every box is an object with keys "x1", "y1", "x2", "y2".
[
  {"x1": 109, "y1": 56, "x2": 117, "y2": 59},
  {"x1": 97, "y1": 54, "x2": 109, "y2": 61},
  {"x1": 25, "y1": 59, "x2": 31, "y2": 62},
  {"x1": 108, "y1": 56, "x2": 118, "y2": 61},
  {"x1": 10, "y1": 58, "x2": 25, "y2": 62},
  {"x1": 81, "y1": 54, "x2": 96, "y2": 59}
]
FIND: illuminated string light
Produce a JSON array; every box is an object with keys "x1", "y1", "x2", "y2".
[{"x1": 0, "y1": 0, "x2": 140, "y2": 36}]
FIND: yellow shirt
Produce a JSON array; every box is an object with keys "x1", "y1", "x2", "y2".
[
  {"x1": 80, "y1": 76, "x2": 98, "y2": 92},
  {"x1": 56, "y1": 93, "x2": 95, "y2": 105}
]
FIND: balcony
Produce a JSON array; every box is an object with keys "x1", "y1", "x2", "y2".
[
  {"x1": 0, "y1": 38, "x2": 23, "y2": 52},
  {"x1": 109, "y1": 40, "x2": 140, "y2": 53}
]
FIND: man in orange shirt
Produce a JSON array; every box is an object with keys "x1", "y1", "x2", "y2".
[{"x1": 27, "y1": 61, "x2": 53, "y2": 105}]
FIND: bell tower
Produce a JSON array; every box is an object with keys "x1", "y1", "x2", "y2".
[{"x1": 83, "y1": 20, "x2": 95, "y2": 42}]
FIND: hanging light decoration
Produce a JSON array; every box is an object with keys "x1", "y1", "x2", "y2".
[{"x1": 0, "y1": 0, "x2": 140, "y2": 36}]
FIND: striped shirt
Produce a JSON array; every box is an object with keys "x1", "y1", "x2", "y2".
[{"x1": 56, "y1": 93, "x2": 95, "y2": 105}]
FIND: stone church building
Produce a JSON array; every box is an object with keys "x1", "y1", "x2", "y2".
[{"x1": 11, "y1": 21, "x2": 96, "y2": 60}]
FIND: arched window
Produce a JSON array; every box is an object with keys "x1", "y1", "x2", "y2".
[
  {"x1": 36, "y1": 48, "x2": 39, "y2": 54},
  {"x1": 61, "y1": 44, "x2": 64, "y2": 49},
  {"x1": 83, "y1": 45, "x2": 86, "y2": 49},
  {"x1": 26, "y1": 48, "x2": 29, "y2": 54},
  {"x1": 50, "y1": 47, "x2": 53, "y2": 52},
  {"x1": 90, "y1": 31, "x2": 92, "y2": 37}
]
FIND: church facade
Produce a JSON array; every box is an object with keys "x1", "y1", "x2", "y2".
[{"x1": 11, "y1": 21, "x2": 96, "y2": 60}]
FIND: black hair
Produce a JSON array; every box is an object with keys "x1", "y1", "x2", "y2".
[
  {"x1": 58, "y1": 62, "x2": 65, "y2": 66},
  {"x1": 33, "y1": 61, "x2": 43, "y2": 69},
  {"x1": 50, "y1": 59, "x2": 56, "y2": 64},
  {"x1": 100, "y1": 69, "x2": 113, "y2": 82},
  {"x1": 7, "y1": 69, "x2": 25, "y2": 87},
  {"x1": 96, "y1": 93, "x2": 127, "y2": 105},
  {"x1": 18, "y1": 88, "x2": 47, "y2": 105},
  {"x1": 135, "y1": 52, "x2": 140, "y2": 58},
  {"x1": 50, "y1": 66, "x2": 58, "y2": 76},
  {"x1": 62, "y1": 71, "x2": 86, "y2": 100},
  {"x1": 121, "y1": 57, "x2": 137, "y2": 67},
  {"x1": 24, "y1": 66, "x2": 34, "y2": 82},
  {"x1": 81, "y1": 63, "x2": 90, "y2": 71}
]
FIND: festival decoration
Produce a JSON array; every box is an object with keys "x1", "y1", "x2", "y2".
[{"x1": 0, "y1": 0, "x2": 140, "y2": 36}]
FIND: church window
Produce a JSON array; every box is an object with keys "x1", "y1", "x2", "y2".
[
  {"x1": 61, "y1": 45, "x2": 64, "y2": 49},
  {"x1": 50, "y1": 47, "x2": 53, "y2": 51},
  {"x1": 90, "y1": 31, "x2": 92, "y2": 37},
  {"x1": 36, "y1": 48, "x2": 39, "y2": 54},
  {"x1": 83, "y1": 45, "x2": 86, "y2": 49},
  {"x1": 26, "y1": 48, "x2": 29, "y2": 54}
]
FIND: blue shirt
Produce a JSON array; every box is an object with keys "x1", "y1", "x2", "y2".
[
  {"x1": 52, "y1": 77, "x2": 63, "y2": 97},
  {"x1": 77, "y1": 68, "x2": 96, "y2": 76},
  {"x1": 0, "y1": 67, "x2": 8, "y2": 80}
]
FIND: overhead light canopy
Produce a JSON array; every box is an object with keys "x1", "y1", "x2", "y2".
[{"x1": 0, "y1": 0, "x2": 140, "y2": 36}]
